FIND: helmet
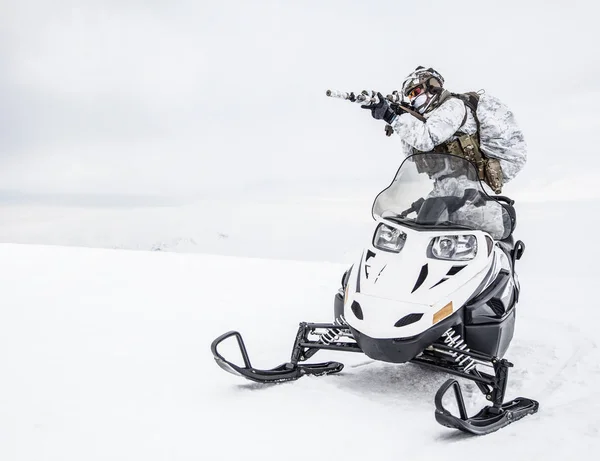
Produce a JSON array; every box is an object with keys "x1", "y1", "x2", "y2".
[{"x1": 401, "y1": 66, "x2": 445, "y2": 98}]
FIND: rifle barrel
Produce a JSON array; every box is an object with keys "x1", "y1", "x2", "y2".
[
  {"x1": 325, "y1": 89, "x2": 352, "y2": 99},
  {"x1": 326, "y1": 89, "x2": 426, "y2": 122}
]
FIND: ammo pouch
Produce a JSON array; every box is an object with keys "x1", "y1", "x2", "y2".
[{"x1": 432, "y1": 134, "x2": 504, "y2": 194}]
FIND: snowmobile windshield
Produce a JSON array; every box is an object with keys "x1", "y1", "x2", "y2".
[{"x1": 372, "y1": 153, "x2": 514, "y2": 240}]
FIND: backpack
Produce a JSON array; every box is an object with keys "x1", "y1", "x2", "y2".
[{"x1": 451, "y1": 91, "x2": 527, "y2": 183}]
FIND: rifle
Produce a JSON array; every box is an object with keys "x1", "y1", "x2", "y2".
[{"x1": 325, "y1": 89, "x2": 427, "y2": 135}]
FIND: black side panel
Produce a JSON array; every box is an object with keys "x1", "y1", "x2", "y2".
[
  {"x1": 341, "y1": 265, "x2": 353, "y2": 289},
  {"x1": 356, "y1": 255, "x2": 363, "y2": 293},
  {"x1": 464, "y1": 308, "x2": 516, "y2": 358},
  {"x1": 465, "y1": 270, "x2": 515, "y2": 325},
  {"x1": 334, "y1": 292, "x2": 344, "y2": 320}
]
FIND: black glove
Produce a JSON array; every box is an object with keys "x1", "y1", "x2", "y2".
[
  {"x1": 390, "y1": 102, "x2": 408, "y2": 116},
  {"x1": 361, "y1": 92, "x2": 397, "y2": 124}
]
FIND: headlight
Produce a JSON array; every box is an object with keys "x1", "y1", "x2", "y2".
[
  {"x1": 373, "y1": 223, "x2": 406, "y2": 253},
  {"x1": 428, "y1": 235, "x2": 477, "y2": 261}
]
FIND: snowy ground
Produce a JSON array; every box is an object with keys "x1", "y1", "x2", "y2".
[
  {"x1": 1, "y1": 196, "x2": 600, "y2": 460},
  {"x1": 3, "y1": 1, "x2": 599, "y2": 458}
]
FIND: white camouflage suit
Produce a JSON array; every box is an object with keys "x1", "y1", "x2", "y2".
[{"x1": 389, "y1": 93, "x2": 527, "y2": 240}]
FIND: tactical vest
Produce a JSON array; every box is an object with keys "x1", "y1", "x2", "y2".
[{"x1": 419, "y1": 91, "x2": 504, "y2": 194}]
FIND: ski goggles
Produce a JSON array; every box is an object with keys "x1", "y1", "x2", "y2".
[{"x1": 406, "y1": 86, "x2": 425, "y2": 100}]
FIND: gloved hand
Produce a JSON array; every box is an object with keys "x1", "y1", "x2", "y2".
[
  {"x1": 390, "y1": 102, "x2": 408, "y2": 116},
  {"x1": 361, "y1": 92, "x2": 397, "y2": 124}
]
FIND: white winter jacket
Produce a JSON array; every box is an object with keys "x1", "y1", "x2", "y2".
[{"x1": 390, "y1": 94, "x2": 527, "y2": 182}]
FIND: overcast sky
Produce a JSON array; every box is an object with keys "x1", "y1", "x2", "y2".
[{"x1": 1, "y1": 0, "x2": 598, "y2": 199}]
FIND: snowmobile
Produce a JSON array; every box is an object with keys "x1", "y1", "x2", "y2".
[{"x1": 211, "y1": 152, "x2": 539, "y2": 435}]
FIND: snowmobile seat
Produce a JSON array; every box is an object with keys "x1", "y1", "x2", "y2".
[
  {"x1": 494, "y1": 195, "x2": 522, "y2": 262},
  {"x1": 498, "y1": 235, "x2": 514, "y2": 254},
  {"x1": 495, "y1": 195, "x2": 517, "y2": 239}
]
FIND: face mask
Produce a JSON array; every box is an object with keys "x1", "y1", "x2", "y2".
[{"x1": 411, "y1": 93, "x2": 430, "y2": 113}]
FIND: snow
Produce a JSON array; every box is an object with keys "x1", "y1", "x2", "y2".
[
  {"x1": 0, "y1": 192, "x2": 375, "y2": 262},
  {"x1": 3, "y1": 1, "x2": 600, "y2": 458},
  {"x1": 1, "y1": 196, "x2": 600, "y2": 460}
]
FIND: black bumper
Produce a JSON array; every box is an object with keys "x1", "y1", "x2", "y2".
[{"x1": 350, "y1": 312, "x2": 462, "y2": 363}]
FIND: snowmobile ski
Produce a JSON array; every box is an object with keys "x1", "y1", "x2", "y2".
[
  {"x1": 211, "y1": 329, "x2": 349, "y2": 383},
  {"x1": 434, "y1": 379, "x2": 539, "y2": 435}
]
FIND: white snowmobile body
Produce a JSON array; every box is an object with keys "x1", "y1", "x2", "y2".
[{"x1": 335, "y1": 153, "x2": 519, "y2": 363}]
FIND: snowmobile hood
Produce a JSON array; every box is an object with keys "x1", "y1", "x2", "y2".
[
  {"x1": 342, "y1": 221, "x2": 495, "y2": 339},
  {"x1": 357, "y1": 222, "x2": 491, "y2": 304}
]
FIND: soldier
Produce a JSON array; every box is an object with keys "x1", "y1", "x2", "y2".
[
  {"x1": 363, "y1": 66, "x2": 527, "y2": 191},
  {"x1": 362, "y1": 66, "x2": 527, "y2": 240}
]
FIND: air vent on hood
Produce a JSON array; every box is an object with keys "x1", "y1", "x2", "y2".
[
  {"x1": 351, "y1": 301, "x2": 364, "y2": 320},
  {"x1": 411, "y1": 264, "x2": 429, "y2": 293},
  {"x1": 394, "y1": 313, "x2": 424, "y2": 327},
  {"x1": 430, "y1": 278, "x2": 448, "y2": 289},
  {"x1": 447, "y1": 265, "x2": 466, "y2": 276}
]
